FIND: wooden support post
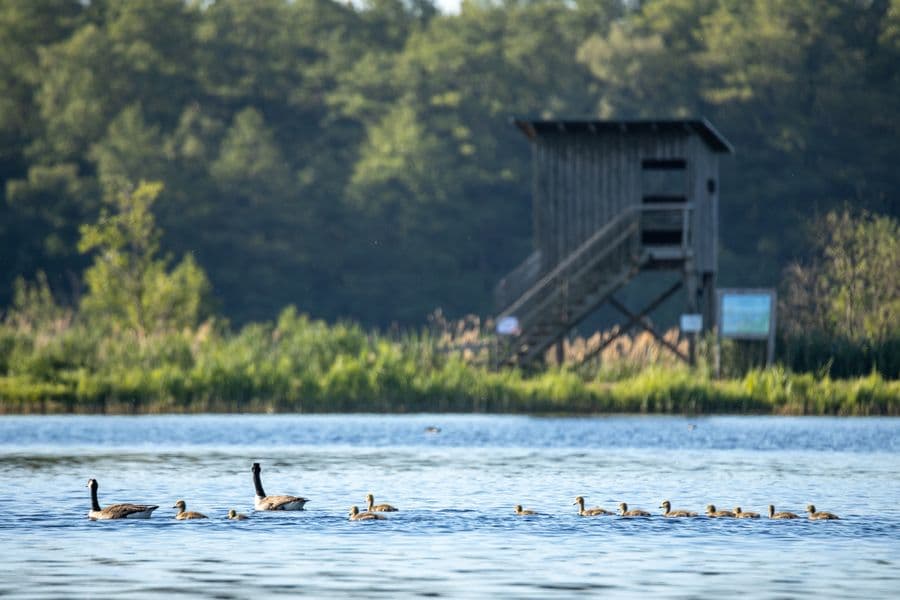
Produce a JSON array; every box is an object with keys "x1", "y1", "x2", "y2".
[
  {"x1": 683, "y1": 260, "x2": 700, "y2": 367},
  {"x1": 608, "y1": 298, "x2": 690, "y2": 364},
  {"x1": 766, "y1": 296, "x2": 777, "y2": 368},
  {"x1": 702, "y1": 272, "x2": 716, "y2": 334},
  {"x1": 688, "y1": 332, "x2": 697, "y2": 367}
]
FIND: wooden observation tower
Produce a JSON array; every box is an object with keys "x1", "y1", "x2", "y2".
[{"x1": 494, "y1": 118, "x2": 733, "y2": 366}]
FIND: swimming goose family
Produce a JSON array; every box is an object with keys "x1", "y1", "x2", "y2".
[{"x1": 86, "y1": 463, "x2": 843, "y2": 524}]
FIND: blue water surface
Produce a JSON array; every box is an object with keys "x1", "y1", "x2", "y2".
[{"x1": 0, "y1": 415, "x2": 898, "y2": 598}]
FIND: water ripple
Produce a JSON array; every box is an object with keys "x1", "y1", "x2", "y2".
[{"x1": 0, "y1": 415, "x2": 897, "y2": 598}]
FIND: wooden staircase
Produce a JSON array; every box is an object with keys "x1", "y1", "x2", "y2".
[{"x1": 494, "y1": 207, "x2": 647, "y2": 367}]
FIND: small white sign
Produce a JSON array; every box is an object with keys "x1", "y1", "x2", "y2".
[
  {"x1": 496, "y1": 316, "x2": 521, "y2": 336},
  {"x1": 680, "y1": 313, "x2": 703, "y2": 333}
]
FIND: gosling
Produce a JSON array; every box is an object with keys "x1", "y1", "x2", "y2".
[
  {"x1": 366, "y1": 493, "x2": 398, "y2": 512},
  {"x1": 705, "y1": 504, "x2": 735, "y2": 518},
  {"x1": 573, "y1": 496, "x2": 614, "y2": 516},
  {"x1": 173, "y1": 500, "x2": 207, "y2": 520},
  {"x1": 618, "y1": 502, "x2": 651, "y2": 517},
  {"x1": 227, "y1": 509, "x2": 248, "y2": 520},
  {"x1": 514, "y1": 505, "x2": 539, "y2": 516},
  {"x1": 733, "y1": 506, "x2": 760, "y2": 519},
  {"x1": 768, "y1": 505, "x2": 799, "y2": 519},
  {"x1": 659, "y1": 500, "x2": 697, "y2": 517},
  {"x1": 806, "y1": 504, "x2": 840, "y2": 520},
  {"x1": 349, "y1": 505, "x2": 385, "y2": 521}
]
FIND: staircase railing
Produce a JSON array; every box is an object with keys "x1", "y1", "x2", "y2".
[
  {"x1": 493, "y1": 202, "x2": 694, "y2": 366},
  {"x1": 497, "y1": 206, "x2": 643, "y2": 325},
  {"x1": 494, "y1": 250, "x2": 542, "y2": 314}
]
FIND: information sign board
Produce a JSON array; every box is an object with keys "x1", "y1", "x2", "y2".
[{"x1": 719, "y1": 291, "x2": 774, "y2": 339}]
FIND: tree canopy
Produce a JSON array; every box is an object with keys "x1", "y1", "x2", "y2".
[
  {"x1": 78, "y1": 180, "x2": 210, "y2": 336},
  {"x1": 782, "y1": 209, "x2": 899, "y2": 346}
]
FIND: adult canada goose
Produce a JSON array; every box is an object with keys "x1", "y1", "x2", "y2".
[
  {"x1": 768, "y1": 505, "x2": 799, "y2": 519},
  {"x1": 659, "y1": 500, "x2": 697, "y2": 517},
  {"x1": 733, "y1": 506, "x2": 760, "y2": 518},
  {"x1": 573, "y1": 496, "x2": 613, "y2": 516},
  {"x1": 86, "y1": 478, "x2": 158, "y2": 520},
  {"x1": 806, "y1": 504, "x2": 840, "y2": 520},
  {"x1": 617, "y1": 502, "x2": 651, "y2": 517},
  {"x1": 366, "y1": 493, "x2": 398, "y2": 512},
  {"x1": 514, "y1": 504, "x2": 539, "y2": 515},
  {"x1": 705, "y1": 504, "x2": 735, "y2": 518},
  {"x1": 252, "y1": 462, "x2": 308, "y2": 511},
  {"x1": 172, "y1": 500, "x2": 207, "y2": 520},
  {"x1": 349, "y1": 505, "x2": 385, "y2": 521},
  {"x1": 227, "y1": 509, "x2": 248, "y2": 520}
]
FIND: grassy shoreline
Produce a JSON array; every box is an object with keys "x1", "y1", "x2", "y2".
[
  {"x1": 2, "y1": 368, "x2": 897, "y2": 416},
  {"x1": 3, "y1": 308, "x2": 898, "y2": 416}
]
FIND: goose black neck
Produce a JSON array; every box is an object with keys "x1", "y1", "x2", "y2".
[
  {"x1": 252, "y1": 467, "x2": 266, "y2": 497},
  {"x1": 90, "y1": 485, "x2": 101, "y2": 512}
]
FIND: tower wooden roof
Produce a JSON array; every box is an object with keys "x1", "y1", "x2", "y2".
[{"x1": 511, "y1": 117, "x2": 734, "y2": 154}]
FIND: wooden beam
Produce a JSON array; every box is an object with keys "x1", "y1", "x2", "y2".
[
  {"x1": 606, "y1": 284, "x2": 689, "y2": 363},
  {"x1": 578, "y1": 281, "x2": 683, "y2": 365}
]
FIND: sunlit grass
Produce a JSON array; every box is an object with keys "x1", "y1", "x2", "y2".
[{"x1": 0, "y1": 308, "x2": 897, "y2": 415}]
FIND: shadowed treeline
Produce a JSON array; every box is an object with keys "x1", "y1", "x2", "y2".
[{"x1": 1, "y1": 0, "x2": 898, "y2": 326}]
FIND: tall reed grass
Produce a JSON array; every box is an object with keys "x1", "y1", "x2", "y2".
[{"x1": 0, "y1": 307, "x2": 897, "y2": 415}]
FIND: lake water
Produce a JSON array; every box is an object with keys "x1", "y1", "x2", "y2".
[{"x1": 1, "y1": 415, "x2": 898, "y2": 598}]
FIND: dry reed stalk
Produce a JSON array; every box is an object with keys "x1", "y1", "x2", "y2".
[{"x1": 544, "y1": 327, "x2": 688, "y2": 368}]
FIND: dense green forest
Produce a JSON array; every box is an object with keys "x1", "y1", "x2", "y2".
[{"x1": 2, "y1": 0, "x2": 898, "y2": 327}]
